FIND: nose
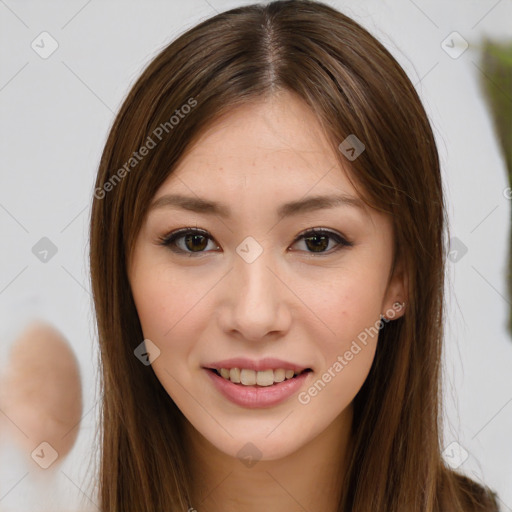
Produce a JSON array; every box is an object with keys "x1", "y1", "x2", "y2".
[{"x1": 218, "y1": 248, "x2": 292, "y2": 342}]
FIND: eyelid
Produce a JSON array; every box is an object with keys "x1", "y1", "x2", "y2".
[
  {"x1": 157, "y1": 226, "x2": 353, "y2": 256},
  {"x1": 157, "y1": 226, "x2": 220, "y2": 256},
  {"x1": 293, "y1": 227, "x2": 351, "y2": 245},
  {"x1": 290, "y1": 227, "x2": 353, "y2": 254}
]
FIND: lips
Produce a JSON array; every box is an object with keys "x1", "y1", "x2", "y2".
[
  {"x1": 202, "y1": 358, "x2": 312, "y2": 387},
  {"x1": 204, "y1": 364, "x2": 312, "y2": 408},
  {"x1": 202, "y1": 357, "x2": 311, "y2": 374},
  {"x1": 212, "y1": 367, "x2": 312, "y2": 386}
]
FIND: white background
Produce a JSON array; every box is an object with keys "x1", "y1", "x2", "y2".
[{"x1": 0, "y1": 0, "x2": 511, "y2": 510}]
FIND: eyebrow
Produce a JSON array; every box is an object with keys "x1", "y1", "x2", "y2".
[{"x1": 148, "y1": 193, "x2": 366, "y2": 218}]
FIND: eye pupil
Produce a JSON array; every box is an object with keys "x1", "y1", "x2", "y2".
[
  {"x1": 185, "y1": 234, "x2": 208, "y2": 252},
  {"x1": 161, "y1": 227, "x2": 349, "y2": 256},
  {"x1": 305, "y1": 234, "x2": 329, "y2": 252}
]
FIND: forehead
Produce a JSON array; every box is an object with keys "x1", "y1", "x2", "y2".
[{"x1": 161, "y1": 92, "x2": 361, "y2": 203}]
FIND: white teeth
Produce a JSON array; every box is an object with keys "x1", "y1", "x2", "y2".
[
  {"x1": 256, "y1": 369, "x2": 274, "y2": 387},
  {"x1": 216, "y1": 367, "x2": 304, "y2": 386},
  {"x1": 229, "y1": 367, "x2": 241, "y2": 383},
  {"x1": 240, "y1": 369, "x2": 257, "y2": 385},
  {"x1": 274, "y1": 368, "x2": 285, "y2": 383}
]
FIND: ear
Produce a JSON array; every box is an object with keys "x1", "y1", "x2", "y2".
[{"x1": 381, "y1": 255, "x2": 408, "y2": 321}]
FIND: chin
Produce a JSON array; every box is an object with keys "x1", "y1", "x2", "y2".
[{"x1": 195, "y1": 419, "x2": 314, "y2": 463}]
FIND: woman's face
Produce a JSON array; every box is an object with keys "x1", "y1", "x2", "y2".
[{"x1": 128, "y1": 91, "x2": 406, "y2": 461}]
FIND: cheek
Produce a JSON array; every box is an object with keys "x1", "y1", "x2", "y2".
[
  {"x1": 130, "y1": 264, "x2": 218, "y2": 407},
  {"x1": 300, "y1": 262, "x2": 385, "y2": 344},
  {"x1": 131, "y1": 266, "x2": 208, "y2": 343},
  {"x1": 295, "y1": 266, "x2": 385, "y2": 406},
  {"x1": 130, "y1": 270, "x2": 199, "y2": 400}
]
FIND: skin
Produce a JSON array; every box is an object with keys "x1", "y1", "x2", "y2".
[{"x1": 128, "y1": 90, "x2": 407, "y2": 512}]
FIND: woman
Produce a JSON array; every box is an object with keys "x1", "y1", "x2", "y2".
[{"x1": 89, "y1": 1, "x2": 500, "y2": 510}]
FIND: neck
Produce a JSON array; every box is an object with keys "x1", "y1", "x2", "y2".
[{"x1": 183, "y1": 404, "x2": 354, "y2": 512}]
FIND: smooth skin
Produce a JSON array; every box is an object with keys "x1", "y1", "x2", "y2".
[{"x1": 128, "y1": 90, "x2": 407, "y2": 512}]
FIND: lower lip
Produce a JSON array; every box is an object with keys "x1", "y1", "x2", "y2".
[{"x1": 204, "y1": 368, "x2": 311, "y2": 408}]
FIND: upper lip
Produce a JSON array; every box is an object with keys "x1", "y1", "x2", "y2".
[{"x1": 203, "y1": 357, "x2": 311, "y2": 373}]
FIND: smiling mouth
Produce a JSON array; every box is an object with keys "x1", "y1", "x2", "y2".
[{"x1": 207, "y1": 367, "x2": 312, "y2": 387}]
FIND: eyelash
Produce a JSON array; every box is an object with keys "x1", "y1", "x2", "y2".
[{"x1": 156, "y1": 226, "x2": 353, "y2": 257}]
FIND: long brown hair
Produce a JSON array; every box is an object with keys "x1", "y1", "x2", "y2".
[{"x1": 88, "y1": 1, "x2": 499, "y2": 510}]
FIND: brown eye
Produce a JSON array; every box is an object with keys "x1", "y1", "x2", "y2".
[
  {"x1": 304, "y1": 233, "x2": 330, "y2": 252},
  {"x1": 290, "y1": 228, "x2": 353, "y2": 255},
  {"x1": 158, "y1": 228, "x2": 219, "y2": 255},
  {"x1": 183, "y1": 233, "x2": 208, "y2": 252}
]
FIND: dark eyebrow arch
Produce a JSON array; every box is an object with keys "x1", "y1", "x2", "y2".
[{"x1": 148, "y1": 193, "x2": 366, "y2": 218}]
